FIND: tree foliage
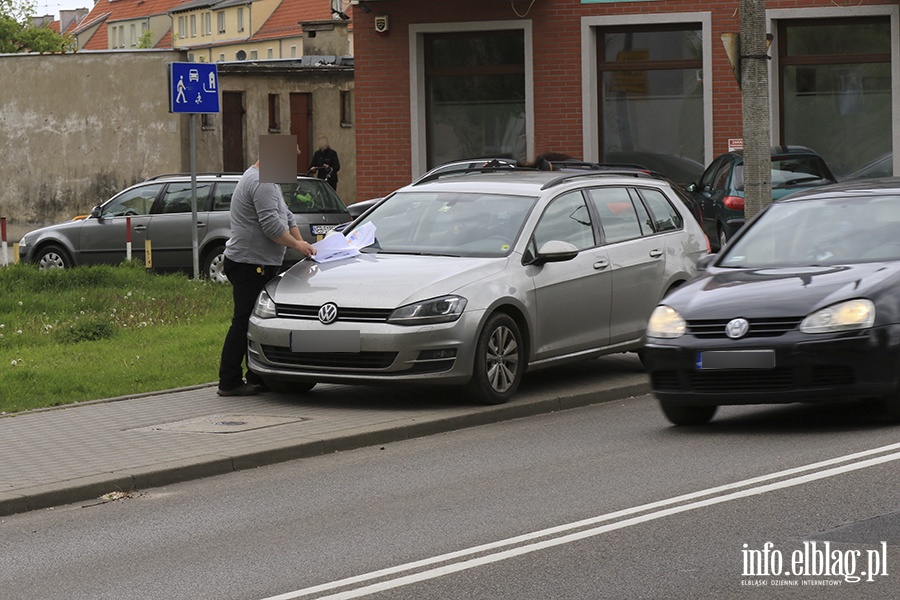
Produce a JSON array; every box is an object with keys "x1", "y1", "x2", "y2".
[{"x1": 1, "y1": 0, "x2": 74, "y2": 53}]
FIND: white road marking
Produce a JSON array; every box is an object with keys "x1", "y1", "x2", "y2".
[{"x1": 262, "y1": 441, "x2": 900, "y2": 600}]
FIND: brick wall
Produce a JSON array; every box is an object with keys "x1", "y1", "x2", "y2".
[{"x1": 352, "y1": 0, "x2": 894, "y2": 202}]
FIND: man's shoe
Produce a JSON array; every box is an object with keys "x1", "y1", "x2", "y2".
[{"x1": 216, "y1": 383, "x2": 258, "y2": 397}]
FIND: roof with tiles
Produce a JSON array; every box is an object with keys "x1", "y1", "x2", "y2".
[{"x1": 251, "y1": 0, "x2": 331, "y2": 42}]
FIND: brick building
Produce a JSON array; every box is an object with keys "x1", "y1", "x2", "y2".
[{"x1": 351, "y1": 0, "x2": 899, "y2": 202}]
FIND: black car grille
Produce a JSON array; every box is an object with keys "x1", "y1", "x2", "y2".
[
  {"x1": 652, "y1": 365, "x2": 856, "y2": 394},
  {"x1": 260, "y1": 346, "x2": 397, "y2": 369},
  {"x1": 276, "y1": 304, "x2": 393, "y2": 322},
  {"x1": 687, "y1": 317, "x2": 803, "y2": 339}
]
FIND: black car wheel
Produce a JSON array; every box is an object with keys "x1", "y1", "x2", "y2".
[
  {"x1": 261, "y1": 377, "x2": 316, "y2": 394},
  {"x1": 35, "y1": 244, "x2": 72, "y2": 270},
  {"x1": 659, "y1": 401, "x2": 718, "y2": 426},
  {"x1": 466, "y1": 313, "x2": 524, "y2": 405},
  {"x1": 202, "y1": 244, "x2": 227, "y2": 284}
]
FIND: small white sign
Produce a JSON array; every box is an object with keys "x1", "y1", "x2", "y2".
[{"x1": 728, "y1": 138, "x2": 744, "y2": 152}]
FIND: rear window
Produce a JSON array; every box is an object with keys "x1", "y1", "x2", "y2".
[{"x1": 734, "y1": 156, "x2": 835, "y2": 191}]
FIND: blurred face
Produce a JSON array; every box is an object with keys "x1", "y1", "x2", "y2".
[{"x1": 318, "y1": 137, "x2": 328, "y2": 152}]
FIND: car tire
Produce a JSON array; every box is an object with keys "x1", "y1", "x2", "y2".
[
  {"x1": 465, "y1": 313, "x2": 525, "y2": 405},
  {"x1": 262, "y1": 376, "x2": 316, "y2": 394},
  {"x1": 659, "y1": 401, "x2": 717, "y2": 426},
  {"x1": 202, "y1": 244, "x2": 228, "y2": 284},
  {"x1": 35, "y1": 244, "x2": 72, "y2": 270}
]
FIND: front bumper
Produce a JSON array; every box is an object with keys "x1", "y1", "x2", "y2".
[
  {"x1": 643, "y1": 324, "x2": 900, "y2": 406},
  {"x1": 247, "y1": 309, "x2": 485, "y2": 385}
]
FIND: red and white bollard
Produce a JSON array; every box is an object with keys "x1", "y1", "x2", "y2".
[
  {"x1": 125, "y1": 216, "x2": 132, "y2": 261},
  {"x1": 1, "y1": 217, "x2": 8, "y2": 267}
]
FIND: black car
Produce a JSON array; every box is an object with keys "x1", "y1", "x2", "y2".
[{"x1": 642, "y1": 179, "x2": 900, "y2": 426}]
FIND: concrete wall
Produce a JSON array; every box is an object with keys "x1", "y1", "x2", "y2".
[{"x1": 0, "y1": 50, "x2": 189, "y2": 241}]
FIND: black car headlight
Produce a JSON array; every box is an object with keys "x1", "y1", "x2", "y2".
[
  {"x1": 388, "y1": 295, "x2": 467, "y2": 326},
  {"x1": 800, "y1": 299, "x2": 875, "y2": 334},
  {"x1": 646, "y1": 305, "x2": 686, "y2": 339},
  {"x1": 253, "y1": 290, "x2": 277, "y2": 319}
]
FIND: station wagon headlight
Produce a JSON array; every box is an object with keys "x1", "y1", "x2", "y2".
[
  {"x1": 646, "y1": 305, "x2": 686, "y2": 339},
  {"x1": 253, "y1": 290, "x2": 277, "y2": 319},
  {"x1": 800, "y1": 299, "x2": 875, "y2": 334},
  {"x1": 388, "y1": 295, "x2": 467, "y2": 325}
]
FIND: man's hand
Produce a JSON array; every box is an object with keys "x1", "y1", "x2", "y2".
[{"x1": 295, "y1": 240, "x2": 316, "y2": 257}]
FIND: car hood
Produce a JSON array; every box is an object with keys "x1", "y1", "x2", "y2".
[
  {"x1": 271, "y1": 253, "x2": 510, "y2": 309},
  {"x1": 667, "y1": 262, "x2": 900, "y2": 320}
]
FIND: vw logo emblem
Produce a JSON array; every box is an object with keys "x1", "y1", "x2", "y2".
[
  {"x1": 725, "y1": 318, "x2": 750, "y2": 339},
  {"x1": 318, "y1": 303, "x2": 339, "y2": 325}
]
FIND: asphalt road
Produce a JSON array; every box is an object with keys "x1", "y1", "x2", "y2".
[{"x1": 3, "y1": 393, "x2": 900, "y2": 600}]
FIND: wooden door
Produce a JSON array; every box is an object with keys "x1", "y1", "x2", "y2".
[
  {"x1": 290, "y1": 93, "x2": 312, "y2": 174},
  {"x1": 222, "y1": 91, "x2": 246, "y2": 172}
]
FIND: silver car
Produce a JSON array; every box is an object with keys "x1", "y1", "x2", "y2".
[
  {"x1": 248, "y1": 170, "x2": 708, "y2": 404},
  {"x1": 18, "y1": 174, "x2": 350, "y2": 282}
]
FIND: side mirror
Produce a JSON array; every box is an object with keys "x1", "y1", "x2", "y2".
[
  {"x1": 529, "y1": 240, "x2": 579, "y2": 266},
  {"x1": 90, "y1": 205, "x2": 102, "y2": 219},
  {"x1": 697, "y1": 253, "x2": 717, "y2": 270}
]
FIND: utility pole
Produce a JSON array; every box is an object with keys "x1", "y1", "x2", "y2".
[{"x1": 740, "y1": 0, "x2": 772, "y2": 220}]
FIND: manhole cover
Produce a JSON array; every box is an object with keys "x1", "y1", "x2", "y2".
[{"x1": 129, "y1": 414, "x2": 309, "y2": 434}]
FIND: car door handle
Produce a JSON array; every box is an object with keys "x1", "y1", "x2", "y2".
[
  {"x1": 593, "y1": 260, "x2": 609, "y2": 270},
  {"x1": 649, "y1": 249, "x2": 663, "y2": 258},
  {"x1": 133, "y1": 224, "x2": 147, "y2": 232},
  {"x1": 196, "y1": 222, "x2": 207, "y2": 228}
]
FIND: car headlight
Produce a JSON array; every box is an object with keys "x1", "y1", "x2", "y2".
[
  {"x1": 18, "y1": 234, "x2": 29, "y2": 249},
  {"x1": 646, "y1": 305, "x2": 686, "y2": 339},
  {"x1": 388, "y1": 295, "x2": 467, "y2": 325},
  {"x1": 253, "y1": 290, "x2": 277, "y2": 319},
  {"x1": 800, "y1": 299, "x2": 875, "y2": 334}
]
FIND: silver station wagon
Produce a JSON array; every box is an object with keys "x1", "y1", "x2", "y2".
[
  {"x1": 248, "y1": 168, "x2": 708, "y2": 404},
  {"x1": 18, "y1": 173, "x2": 350, "y2": 282}
]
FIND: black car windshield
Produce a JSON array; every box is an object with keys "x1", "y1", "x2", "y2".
[
  {"x1": 281, "y1": 180, "x2": 347, "y2": 214},
  {"x1": 718, "y1": 196, "x2": 900, "y2": 268},
  {"x1": 733, "y1": 156, "x2": 835, "y2": 190},
  {"x1": 355, "y1": 191, "x2": 538, "y2": 257}
]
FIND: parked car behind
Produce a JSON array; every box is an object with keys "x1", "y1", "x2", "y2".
[
  {"x1": 248, "y1": 166, "x2": 708, "y2": 405},
  {"x1": 643, "y1": 179, "x2": 900, "y2": 426},
  {"x1": 686, "y1": 146, "x2": 836, "y2": 250},
  {"x1": 18, "y1": 173, "x2": 351, "y2": 282}
]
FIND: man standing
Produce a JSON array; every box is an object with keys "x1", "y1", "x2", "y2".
[
  {"x1": 217, "y1": 157, "x2": 316, "y2": 396},
  {"x1": 309, "y1": 136, "x2": 341, "y2": 191}
]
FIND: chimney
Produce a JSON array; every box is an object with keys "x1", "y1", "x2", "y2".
[{"x1": 60, "y1": 8, "x2": 90, "y2": 33}]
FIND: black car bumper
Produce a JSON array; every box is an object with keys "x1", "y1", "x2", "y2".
[{"x1": 643, "y1": 325, "x2": 900, "y2": 406}]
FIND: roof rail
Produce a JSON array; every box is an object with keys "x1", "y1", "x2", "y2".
[
  {"x1": 143, "y1": 172, "x2": 246, "y2": 181},
  {"x1": 540, "y1": 170, "x2": 656, "y2": 190},
  {"x1": 412, "y1": 162, "x2": 537, "y2": 186}
]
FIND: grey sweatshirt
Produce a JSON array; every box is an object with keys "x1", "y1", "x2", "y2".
[{"x1": 224, "y1": 166, "x2": 298, "y2": 266}]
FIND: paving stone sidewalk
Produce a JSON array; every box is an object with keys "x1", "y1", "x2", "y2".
[{"x1": 0, "y1": 354, "x2": 649, "y2": 517}]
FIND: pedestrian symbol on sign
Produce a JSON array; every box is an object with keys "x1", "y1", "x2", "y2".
[{"x1": 175, "y1": 76, "x2": 187, "y2": 104}]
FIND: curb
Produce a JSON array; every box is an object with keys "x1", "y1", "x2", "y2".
[{"x1": 0, "y1": 379, "x2": 650, "y2": 517}]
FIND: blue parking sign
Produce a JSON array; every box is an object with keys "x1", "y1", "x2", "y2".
[{"x1": 169, "y1": 62, "x2": 220, "y2": 114}]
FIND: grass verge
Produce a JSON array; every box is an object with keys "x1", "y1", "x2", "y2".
[{"x1": 0, "y1": 262, "x2": 232, "y2": 413}]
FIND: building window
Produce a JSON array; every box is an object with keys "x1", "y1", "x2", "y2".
[
  {"x1": 219, "y1": 53, "x2": 225, "y2": 62},
  {"x1": 424, "y1": 30, "x2": 526, "y2": 168},
  {"x1": 204, "y1": 12, "x2": 212, "y2": 35},
  {"x1": 178, "y1": 16, "x2": 185, "y2": 39},
  {"x1": 268, "y1": 94, "x2": 281, "y2": 132},
  {"x1": 237, "y1": 8, "x2": 245, "y2": 33},
  {"x1": 190, "y1": 14, "x2": 197, "y2": 38},
  {"x1": 217, "y1": 11, "x2": 225, "y2": 34},
  {"x1": 130, "y1": 23, "x2": 136, "y2": 46},
  {"x1": 249, "y1": 49, "x2": 258, "y2": 59},
  {"x1": 142, "y1": 22, "x2": 148, "y2": 33},
  {"x1": 778, "y1": 18, "x2": 891, "y2": 179},
  {"x1": 598, "y1": 25, "x2": 704, "y2": 167},
  {"x1": 290, "y1": 45, "x2": 297, "y2": 58},
  {"x1": 267, "y1": 48, "x2": 273, "y2": 59},
  {"x1": 340, "y1": 90, "x2": 353, "y2": 127},
  {"x1": 118, "y1": 26, "x2": 125, "y2": 48},
  {"x1": 188, "y1": 52, "x2": 194, "y2": 61}
]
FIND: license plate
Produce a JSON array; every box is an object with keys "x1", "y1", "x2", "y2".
[
  {"x1": 696, "y1": 350, "x2": 775, "y2": 370},
  {"x1": 311, "y1": 224, "x2": 337, "y2": 235},
  {"x1": 291, "y1": 330, "x2": 360, "y2": 353}
]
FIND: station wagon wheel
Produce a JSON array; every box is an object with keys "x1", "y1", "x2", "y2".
[
  {"x1": 466, "y1": 313, "x2": 524, "y2": 405},
  {"x1": 202, "y1": 244, "x2": 228, "y2": 283},
  {"x1": 35, "y1": 244, "x2": 72, "y2": 270},
  {"x1": 659, "y1": 401, "x2": 717, "y2": 426}
]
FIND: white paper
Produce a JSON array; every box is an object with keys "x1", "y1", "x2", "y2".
[{"x1": 311, "y1": 222, "x2": 377, "y2": 264}]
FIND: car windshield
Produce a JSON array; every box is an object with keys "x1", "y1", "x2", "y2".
[
  {"x1": 733, "y1": 156, "x2": 834, "y2": 191},
  {"x1": 354, "y1": 191, "x2": 538, "y2": 257},
  {"x1": 281, "y1": 180, "x2": 347, "y2": 214},
  {"x1": 718, "y1": 196, "x2": 900, "y2": 268}
]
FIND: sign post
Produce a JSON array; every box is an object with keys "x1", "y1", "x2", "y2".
[{"x1": 168, "y1": 62, "x2": 220, "y2": 279}]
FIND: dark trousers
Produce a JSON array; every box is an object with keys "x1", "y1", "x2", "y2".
[{"x1": 218, "y1": 258, "x2": 280, "y2": 389}]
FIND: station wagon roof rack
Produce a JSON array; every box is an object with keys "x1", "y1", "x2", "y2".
[
  {"x1": 412, "y1": 161, "x2": 537, "y2": 186},
  {"x1": 143, "y1": 172, "x2": 246, "y2": 181},
  {"x1": 540, "y1": 170, "x2": 657, "y2": 190}
]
